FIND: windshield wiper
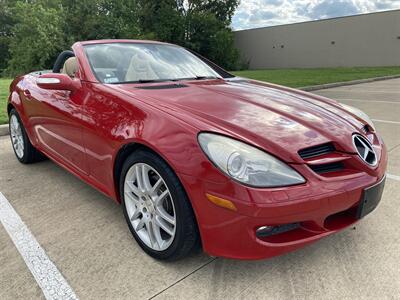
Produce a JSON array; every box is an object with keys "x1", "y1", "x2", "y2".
[
  {"x1": 194, "y1": 75, "x2": 219, "y2": 80},
  {"x1": 171, "y1": 76, "x2": 219, "y2": 81},
  {"x1": 118, "y1": 76, "x2": 219, "y2": 84},
  {"x1": 116, "y1": 79, "x2": 170, "y2": 84}
]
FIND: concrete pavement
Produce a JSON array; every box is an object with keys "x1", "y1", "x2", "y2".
[{"x1": 1, "y1": 78, "x2": 399, "y2": 299}]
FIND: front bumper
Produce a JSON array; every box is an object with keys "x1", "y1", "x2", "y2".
[{"x1": 179, "y1": 150, "x2": 387, "y2": 260}]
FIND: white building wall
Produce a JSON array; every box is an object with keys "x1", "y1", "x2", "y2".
[{"x1": 234, "y1": 10, "x2": 400, "y2": 69}]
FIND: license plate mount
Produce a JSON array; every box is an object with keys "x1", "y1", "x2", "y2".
[{"x1": 357, "y1": 176, "x2": 386, "y2": 219}]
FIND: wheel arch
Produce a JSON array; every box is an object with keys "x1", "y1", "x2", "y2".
[
  {"x1": 7, "y1": 94, "x2": 36, "y2": 146},
  {"x1": 113, "y1": 141, "x2": 202, "y2": 247},
  {"x1": 8, "y1": 91, "x2": 27, "y2": 126},
  {"x1": 113, "y1": 142, "x2": 146, "y2": 203},
  {"x1": 113, "y1": 142, "x2": 182, "y2": 203},
  {"x1": 7, "y1": 102, "x2": 15, "y2": 116}
]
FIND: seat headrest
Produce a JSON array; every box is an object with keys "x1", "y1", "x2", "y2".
[
  {"x1": 124, "y1": 53, "x2": 158, "y2": 82},
  {"x1": 62, "y1": 57, "x2": 78, "y2": 78}
]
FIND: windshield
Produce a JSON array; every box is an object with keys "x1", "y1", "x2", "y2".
[{"x1": 84, "y1": 43, "x2": 221, "y2": 84}]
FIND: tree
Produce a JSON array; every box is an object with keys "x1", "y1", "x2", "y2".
[
  {"x1": 139, "y1": 0, "x2": 240, "y2": 70},
  {"x1": 61, "y1": 0, "x2": 140, "y2": 44},
  {"x1": 178, "y1": 0, "x2": 238, "y2": 25},
  {"x1": 4, "y1": 0, "x2": 141, "y2": 76},
  {"x1": 5, "y1": 1, "x2": 66, "y2": 76},
  {"x1": 0, "y1": 0, "x2": 16, "y2": 73},
  {"x1": 138, "y1": 0, "x2": 185, "y2": 44},
  {"x1": 1, "y1": 0, "x2": 240, "y2": 76}
]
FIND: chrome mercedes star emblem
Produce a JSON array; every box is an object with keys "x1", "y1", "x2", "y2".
[{"x1": 352, "y1": 134, "x2": 377, "y2": 166}]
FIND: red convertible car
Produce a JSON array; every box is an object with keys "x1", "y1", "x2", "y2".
[{"x1": 7, "y1": 39, "x2": 387, "y2": 260}]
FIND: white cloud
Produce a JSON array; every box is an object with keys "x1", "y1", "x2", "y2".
[{"x1": 232, "y1": 0, "x2": 400, "y2": 30}]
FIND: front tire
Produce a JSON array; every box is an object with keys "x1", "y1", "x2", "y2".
[
  {"x1": 9, "y1": 109, "x2": 44, "y2": 164},
  {"x1": 120, "y1": 150, "x2": 200, "y2": 261}
]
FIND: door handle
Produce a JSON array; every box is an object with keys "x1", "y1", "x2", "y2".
[{"x1": 23, "y1": 89, "x2": 32, "y2": 99}]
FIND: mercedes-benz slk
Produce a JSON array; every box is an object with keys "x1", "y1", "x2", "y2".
[{"x1": 7, "y1": 40, "x2": 387, "y2": 260}]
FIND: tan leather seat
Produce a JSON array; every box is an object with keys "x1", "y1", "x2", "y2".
[
  {"x1": 62, "y1": 57, "x2": 78, "y2": 78},
  {"x1": 125, "y1": 54, "x2": 157, "y2": 82}
]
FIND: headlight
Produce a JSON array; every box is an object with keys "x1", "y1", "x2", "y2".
[
  {"x1": 341, "y1": 104, "x2": 375, "y2": 130},
  {"x1": 198, "y1": 133, "x2": 305, "y2": 188}
]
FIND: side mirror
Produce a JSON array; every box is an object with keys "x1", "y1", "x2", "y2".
[{"x1": 37, "y1": 73, "x2": 80, "y2": 92}]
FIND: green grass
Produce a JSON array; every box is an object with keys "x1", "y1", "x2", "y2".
[
  {"x1": 1, "y1": 66, "x2": 400, "y2": 124},
  {"x1": 0, "y1": 79, "x2": 12, "y2": 125},
  {"x1": 232, "y1": 67, "x2": 400, "y2": 88}
]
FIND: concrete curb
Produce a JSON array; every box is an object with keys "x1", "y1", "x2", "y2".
[
  {"x1": 300, "y1": 75, "x2": 400, "y2": 91},
  {"x1": 0, "y1": 124, "x2": 8, "y2": 137}
]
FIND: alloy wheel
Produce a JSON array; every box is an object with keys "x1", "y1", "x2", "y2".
[
  {"x1": 10, "y1": 114, "x2": 24, "y2": 159},
  {"x1": 124, "y1": 163, "x2": 176, "y2": 251}
]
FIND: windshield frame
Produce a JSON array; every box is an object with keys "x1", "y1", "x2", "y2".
[{"x1": 83, "y1": 42, "x2": 234, "y2": 84}]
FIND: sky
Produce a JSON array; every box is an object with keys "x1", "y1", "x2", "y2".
[{"x1": 232, "y1": 0, "x2": 400, "y2": 30}]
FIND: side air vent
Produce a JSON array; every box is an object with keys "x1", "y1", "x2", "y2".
[
  {"x1": 310, "y1": 162, "x2": 344, "y2": 174},
  {"x1": 136, "y1": 83, "x2": 188, "y2": 90},
  {"x1": 298, "y1": 143, "x2": 335, "y2": 159}
]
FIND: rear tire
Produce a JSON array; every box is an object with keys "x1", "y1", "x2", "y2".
[
  {"x1": 120, "y1": 149, "x2": 200, "y2": 261},
  {"x1": 9, "y1": 109, "x2": 45, "y2": 164}
]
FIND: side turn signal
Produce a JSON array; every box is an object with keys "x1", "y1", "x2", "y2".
[{"x1": 206, "y1": 193, "x2": 237, "y2": 211}]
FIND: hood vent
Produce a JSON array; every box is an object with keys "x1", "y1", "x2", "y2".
[
  {"x1": 136, "y1": 83, "x2": 188, "y2": 90},
  {"x1": 298, "y1": 143, "x2": 335, "y2": 159}
]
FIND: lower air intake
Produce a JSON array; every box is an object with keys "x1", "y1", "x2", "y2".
[{"x1": 310, "y1": 162, "x2": 344, "y2": 174}]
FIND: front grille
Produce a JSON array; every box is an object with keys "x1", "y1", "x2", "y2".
[
  {"x1": 298, "y1": 143, "x2": 335, "y2": 159},
  {"x1": 310, "y1": 162, "x2": 344, "y2": 174}
]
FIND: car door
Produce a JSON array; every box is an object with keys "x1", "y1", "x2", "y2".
[{"x1": 23, "y1": 70, "x2": 88, "y2": 175}]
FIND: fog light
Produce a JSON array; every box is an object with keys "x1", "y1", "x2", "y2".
[
  {"x1": 256, "y1": 226, "x2": 274, "y2": 234},
  {"x1": 256, "y1": 223, "x2": 300, "y2": 238}
]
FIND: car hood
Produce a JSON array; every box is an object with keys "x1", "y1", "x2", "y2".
[{"x1": 114, "y1": 78, "x2": 364, "y2": 163}]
